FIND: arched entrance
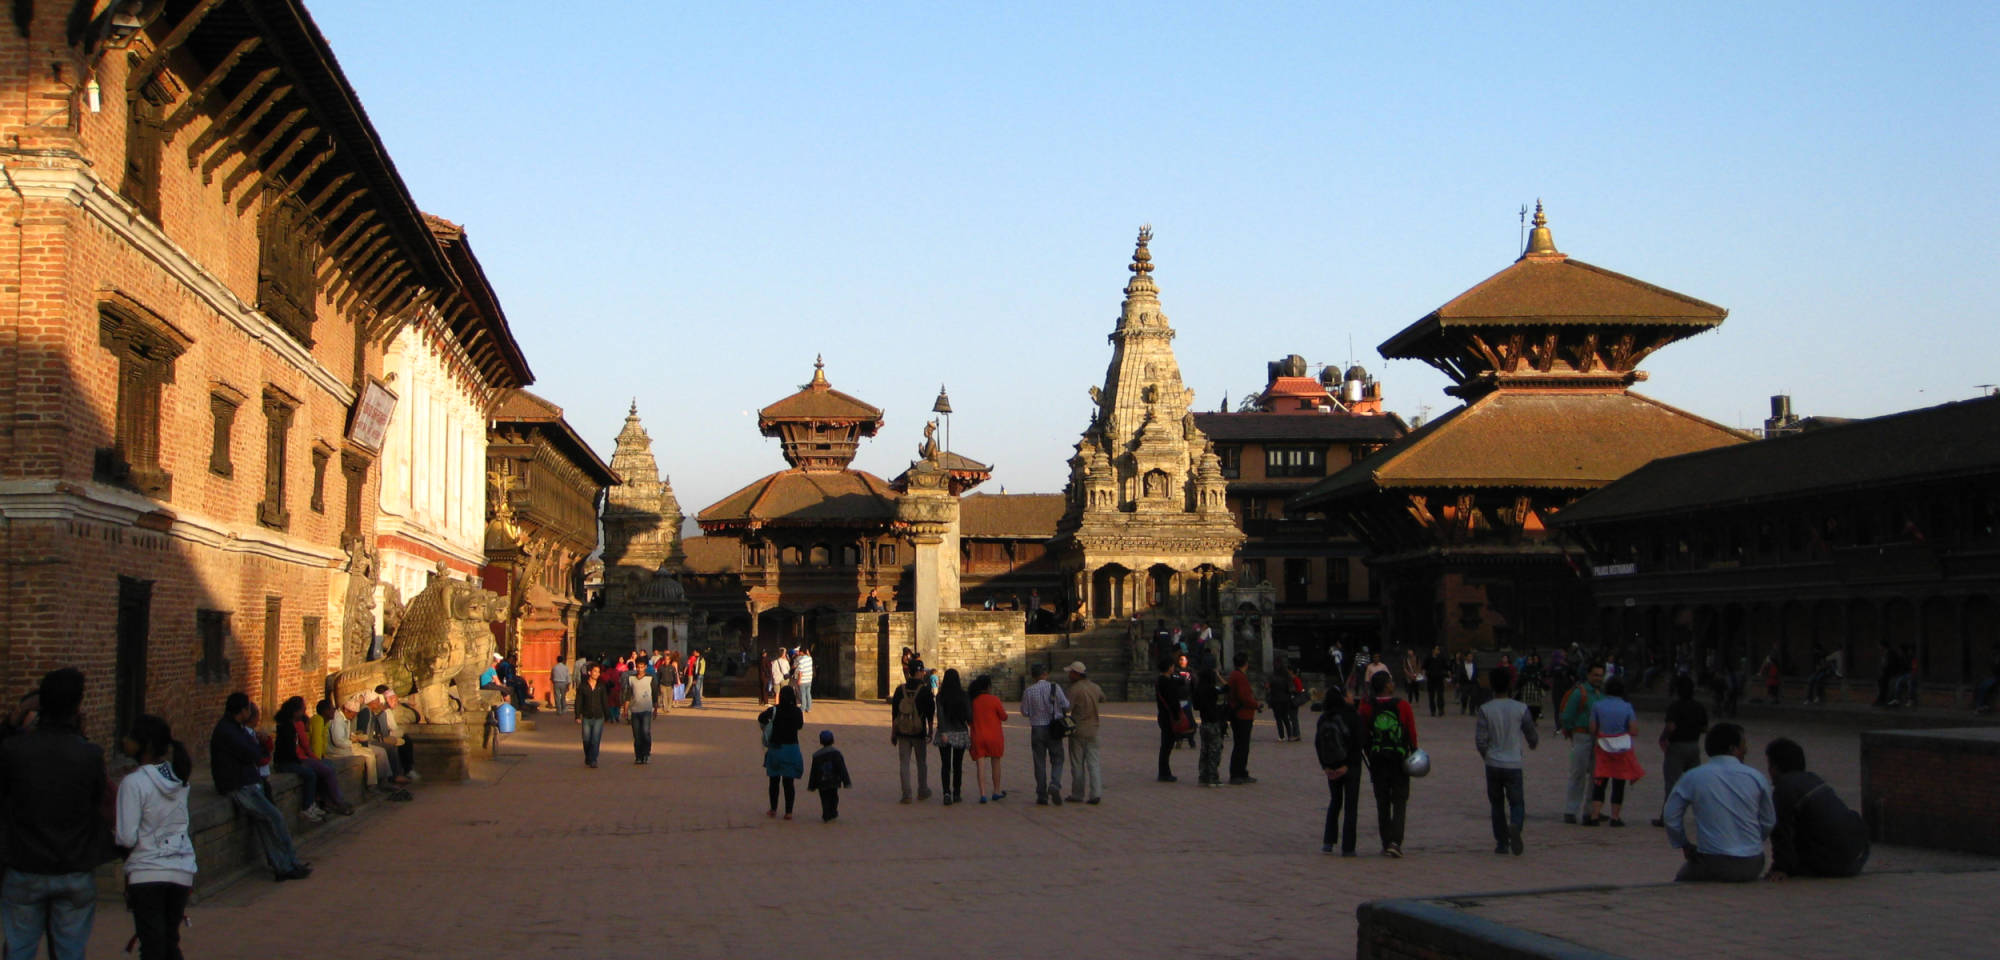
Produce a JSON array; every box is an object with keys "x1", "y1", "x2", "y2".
[
  {"x1": 1092, "y1": 564, "x2": 1130, "y2": 619},
  {"x1": 1147, "y1": 564, "x2": 1175, "y2": 612}
]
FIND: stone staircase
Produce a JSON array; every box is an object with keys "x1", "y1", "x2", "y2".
[{"x1": 1025, "y1": 626, "x2": 1144, "y2": 699}]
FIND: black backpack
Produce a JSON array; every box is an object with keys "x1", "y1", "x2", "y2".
[{"x1": 1314, "y1": 708, "x2": 1351, "y2": 770}]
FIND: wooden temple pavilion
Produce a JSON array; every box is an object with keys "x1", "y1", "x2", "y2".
[{"x1": 1290, "y1": 204, "x2": 1749, "y2": 654}]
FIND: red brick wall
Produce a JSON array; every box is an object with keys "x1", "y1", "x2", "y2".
[
  {"x1": 1, "y1": 7, "x2": 395, "y2": 762},
  {"x1": 1861, "y1": 732, "x2": 2000, "y2": 857}
]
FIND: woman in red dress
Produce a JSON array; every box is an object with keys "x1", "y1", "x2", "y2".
[{"x1": 968, "y1": 674, "x2": 1009, "y2": 804}]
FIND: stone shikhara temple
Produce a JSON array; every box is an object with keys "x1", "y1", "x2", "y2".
[{"x1": 1054, "y1": 227, "x2": 1245, "y2": 626}]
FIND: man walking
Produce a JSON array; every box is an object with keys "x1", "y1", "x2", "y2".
[
  {"x1": 687, "y1": 649, "x2": 705, "y2": 708},
  {"x1": 574, "y1": 663, "x2": 607, "y2": 768},
  {"x1": 1422, "y1": 646, "x2": 1450, "y2": 718},
  {"x1": 209, "y1": 692, "x2": 310, "y2": 882},
  {"x1": 795, "y1": 645, "x2": 815, "y2": 712},
  {"x1": 1651, "y1": 675, "x2": 1708, "y2": 828},
  {"x1": 1225, "y1": 651, "x2": 1262, "y2": 785},
  {"x1": 1663, "y1": 723, "x2": 1775, "y2": 882},
  {"x1": 1061, "y1": 662, "x2": 1105, "y2": 805},
  {"x1": 1558, "y1": 664, "x2": 1606, "y2": 824},
  {"x1": 889, "y1": 665, "x2": 934, "y2": 803},
  {"x1": 1021, "y1": 663, "x2": 1072, "y2": 805},
  {"x1": 626, "y1": 661, "x2": 659, "y2": 764},
  {"x1": 1357, "y1": 672, "x2": 1419, "y2": 857},
  {"x1": 550, "y1": 657, "x2": 571, "y2": 715},
  {"x1": 0, "y1": 669, "x2": 111, "y2": 957},
  {"x1": 1474, "y1": 667, "x2": 1538, "y2": 855}
]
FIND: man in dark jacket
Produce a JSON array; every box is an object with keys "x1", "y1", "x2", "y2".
[
  {"x1": 889, "y1": 662, "x2": 934, "y2": 803},
  {"x1": 1765, "y1": 738, "x2": 1869, "y2": 879},
  {"x1": 574, "y1": 663, "x2": 608, "y2": 768},
  {"x1": 210, "y1": 692, "x2": 310, "y2": 882},
  {"x1": 1314, "y1": 686, "x2": 1361, "y2": 856},
  {"x1": 0, "y1": 668, "x2": 110, "y2": 956},
  {"x1": 1421, "y1": 647, "x2": 1451, "y2": 718},
  {"x1": 1155, "y1": 658, "x2": 1189, "y2": 783}
]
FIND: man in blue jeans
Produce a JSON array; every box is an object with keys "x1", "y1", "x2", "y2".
[
  {"x1": 574, "y1": 663, "x2": 607, "y2": 767},
  {"x1": 1474, "y1": 666, "x2": 1539, "y2": 855},
  {"x1": 0, "y1": 668, "x2": 110, "y2": 958},
  {"x1": 209, "y1": 692, "x2": 311, "y2": 883}
]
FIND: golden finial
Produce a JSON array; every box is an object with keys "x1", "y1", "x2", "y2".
[
  {"x1": 628, "y1": 398, "x2": 638, "y2": 416},
  {"x1": 1522, "y1": 199, "x2": 1561, "y2": 259},
  {"x1": 1130, "y1": 224, "x2": 1154, "y2": 275},
  {"x1": 810, "y1": 354, "x2": 828, "y2": 386}
]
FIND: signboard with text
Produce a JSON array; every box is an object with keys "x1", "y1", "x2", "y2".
[{"x1": 346, "y1": 377, "x2": 398, "y2": 453}]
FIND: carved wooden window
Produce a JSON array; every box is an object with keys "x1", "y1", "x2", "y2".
[
  {"x1": 120, "y1": 74, "x2": 174, "y2": 222},
  {"x1": 207, "y1": 387, "x2": 241, "y2": 477},
  {"x1": 1326, "y1": 556, "x2": 1351, "y2": 598},
  {"x1": 257, "y1": 192, "x2": 321, "y2": 346},
  {"x1": 746, "y1": 542, "x2": 767, "y2": 567},
  {"x1": 96, "y1": 300, "x2": 186, "y2": 498},
  {"x1": 196, "y1": 609, "x2": 232, "y2": 683},
  {"x1": 309, "y1": 443, "x2": 332, "y2": 513},
  {"x1": 876, "y1": 543, "x2": 897, "y2": 566},
  {"x1": 842, "y1": 544, "x2": 860, "y2": 566},
  {"x1": 257, "y1": 387, "x2": 298, "y2": 530},
  {"x1": 341, "y1": 452, "x2": 369, "y2": 541},
  {"x1": 1216, "y1": 445, "x2": 1241, "y2": 479},
  {"x1": 300, "y1": 616, "x2": 322, "y2": 672}
]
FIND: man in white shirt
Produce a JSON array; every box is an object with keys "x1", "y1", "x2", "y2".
[
  {"x1": 1021, "y1": 663, "x2": 1072, "y2": 806},
  {"x1": 771, "y1": 649, "x2": 793, "y2": 698},
  {"x1": 327, "y1": 695, "x2": 403, "y2": 797},
  {"x1": 795, "y1": 646, "x2": 816, "y2": 712}
]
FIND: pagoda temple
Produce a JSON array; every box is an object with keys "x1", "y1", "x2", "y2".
[
  {"x1": 1054, "y1": 228, "x2": 1244, "y2": 622},
  {"x1": 696, "y1": 358, "x2": 907, "y2": 647},
  {"x1": 1290, "y1": 204, "x2": 1749, "y2": 653}
]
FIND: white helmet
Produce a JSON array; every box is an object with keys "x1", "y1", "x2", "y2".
[{"x1": 1403, "y1": 748, "x2": 1431, "y2": 778}]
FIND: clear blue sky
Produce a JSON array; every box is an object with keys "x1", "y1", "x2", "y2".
[{"x1": 311, "y1": 1, "x2": 1997, "y2": 518}]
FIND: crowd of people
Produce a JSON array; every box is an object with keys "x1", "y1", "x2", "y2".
[{"x1": 0, "y1": 668, "x2": 420, "y2": 959}]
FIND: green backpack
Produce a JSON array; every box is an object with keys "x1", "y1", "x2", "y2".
[{"x1": 1365, "y1": 698, "x2": 1411, "y2": 766}]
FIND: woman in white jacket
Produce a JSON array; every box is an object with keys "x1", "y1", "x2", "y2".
[{"x1": 116, "y1": 714, "x2": 197, "y2": 959}]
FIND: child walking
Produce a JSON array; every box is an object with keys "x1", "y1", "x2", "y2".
[{"x1": 808, "y1": 730, "x2": 852, "y2": 822}]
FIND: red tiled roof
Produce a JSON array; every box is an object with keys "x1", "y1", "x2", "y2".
[
  {"x1": 488, "y1": 389, "x2": 617, "y2": 486},
  {"x1": 759, "y1": 383, "x2": 883, "y2": 423},
  {"x1": 1194, "y1": 412, "x2": 1406, "y2": 443},
  {"x1": 1381, "y1": 256, "x2": 1726, "y2": 359},
  {"x1": 1555, "y1": 395, "x2": 2000, "y2": 526},
  {"x1": 1290, "y1": 389, "x2": 1749, "y2": 507},
  {"x1": 680, "y1": 535, "x2": 741, "y2": 575},
  {"x1": 959, "y1": 493, "x2": 1065, "y2": 539},
  {"x1": 696, "y1": 469, "x2": 899, "y2": 528}
]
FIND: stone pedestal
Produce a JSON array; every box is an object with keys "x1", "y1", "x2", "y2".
[{"x1": 408, "y1": 723, "x2": 478, "y2": 782}]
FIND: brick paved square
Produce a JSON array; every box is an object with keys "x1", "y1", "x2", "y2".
[{"x1": 85, "y1": 698, "x2": 1997, "y2": 959}]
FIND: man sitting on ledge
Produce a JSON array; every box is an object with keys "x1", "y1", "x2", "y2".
[
  {"x1": 1662, "y1": 722, "x2": 1774, "y2": 882},
  {"x1": 210, "y1": 693, "x2": 311, "y2": 882},
  {"x1": 1764, "y1": 737, "x2": 1869, "y2": 880}
]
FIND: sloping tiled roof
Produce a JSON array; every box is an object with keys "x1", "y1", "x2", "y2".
[
  {"x1": 1380, "y1": 256, "x2": 1726, "y2": 358},
  {"x1": 959, "y1": 493, "x2": 1065, "y2": 539},
  {"x1": 680, "y1": 535, "x2": 741, "y2": 575},
  {"x1": 1555, "y1": 395, "x2": 2000, "y2": 526},
  {"x1": 696, "y1": 469, "x2": 899, "y2": 527},
  {"x1": 1290, "y1": 389, "x2": 1749, "y2": 508},
  {"x1": 487, "y1": 389, "x2": 618, "y2": 486},
  {"x1": 1195, "y1": 412, "x2": 1406, "y2": 443},
  {"x1": 759, "y1": 384, "x2": 883, "y2": 422}
]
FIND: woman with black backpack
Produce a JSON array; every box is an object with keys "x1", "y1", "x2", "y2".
[
  {"x1": 1315, "y1": 686, "x2": 1361, "y2": 855},
  {"x1": 760, "y1": 687, "x2": 805, "y2": 819}
]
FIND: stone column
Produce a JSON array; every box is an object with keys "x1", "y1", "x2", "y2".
[
  {"x1": 895, "y1": 457, "x2": 958, "y2": 665},
  {"x1": 1221, "y1": 615, "x2": 1235, "y2": 672},
  {"x1": 1259, "y1": 613, "x2": 1275, "y2": 675}
]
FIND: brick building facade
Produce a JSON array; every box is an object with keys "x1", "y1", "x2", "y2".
[{"x1": 0, "y1": 2, "x2": 529, "y2": 753}]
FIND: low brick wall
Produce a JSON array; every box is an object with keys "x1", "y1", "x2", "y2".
[
  {"x1": 95, "y1": 755, "x2": 371, "y2": 899},
  {"x1": 1860, "y1": 727, "x2": 2000, "y2": 856},
  {"x1": 1357, "y1": 896, "x2": 1627, "y2": 960}
]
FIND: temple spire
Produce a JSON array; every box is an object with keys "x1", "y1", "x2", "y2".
[
  {"x1": 1123, "y1": 225, "x2": 1157, "y2": 298},
  {"x1": 810, "y1": 354, "x2": 828, "y2": 386},
  {"x1": 1521, "y1": 199, "x2": 1561, "y2": 259}
]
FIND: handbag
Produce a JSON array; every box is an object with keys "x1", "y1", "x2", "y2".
[
  {"x1": 1045, "y1": 684, "x2": 1074, "y2": 740},
  {"x1": 759, "y1": 707, "x2": 776, "y2": 749}
]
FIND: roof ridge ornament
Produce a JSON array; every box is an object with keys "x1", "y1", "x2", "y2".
[
  {"x1": 1521, "y1": 199, "x2": 1563, "y2": 260},
  {"x1": 810, "y1": 354, "x2": 828, "y2": 387},
  {"x1": 1129, "y1": 225, "x2": 1154, "y2": 276}
]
